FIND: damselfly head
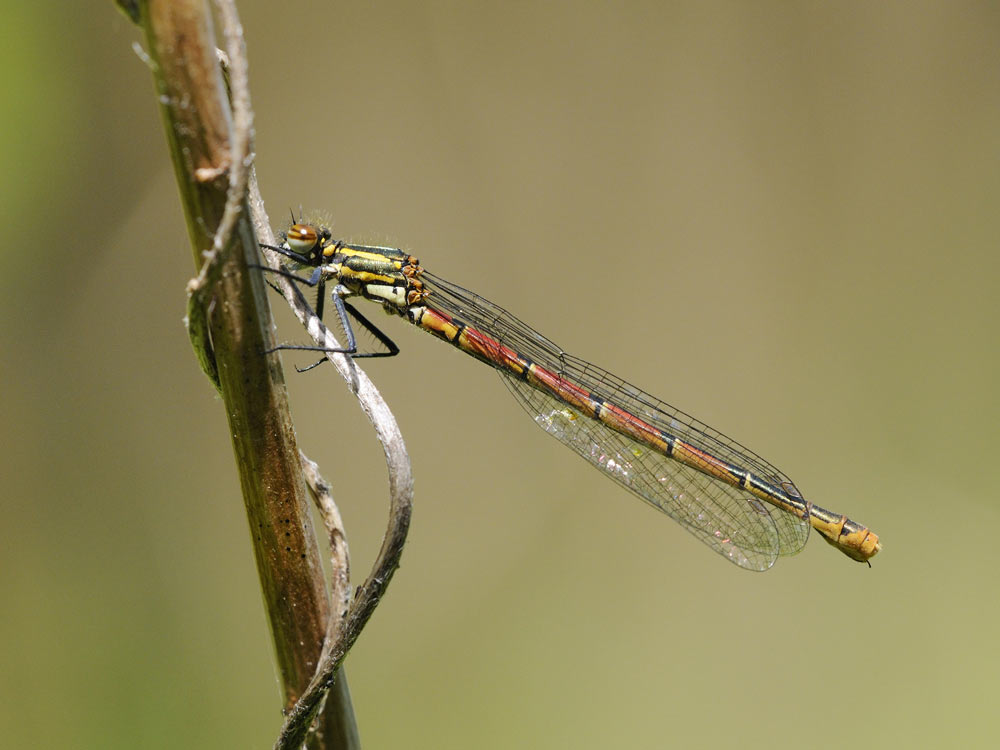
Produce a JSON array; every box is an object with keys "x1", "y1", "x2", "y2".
[{"x1": 285, "y1": 223, "x2": 331, "y2": 261}]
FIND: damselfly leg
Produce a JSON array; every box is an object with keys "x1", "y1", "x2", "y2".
[{"x1": 251, "y1": 255, "x2": 400, "y2": 367}]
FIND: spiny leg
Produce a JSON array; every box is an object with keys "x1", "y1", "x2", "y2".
[
  {"x1": 293, "y1": 293, "x2": 401, "y2": 371},
  {"x1": 251, "y1": 258, "x2": 400, "y2": 368}
]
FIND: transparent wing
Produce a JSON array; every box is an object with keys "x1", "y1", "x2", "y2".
[{"x1": 421, "y1": 271, "x2": 810, "y2": 569}]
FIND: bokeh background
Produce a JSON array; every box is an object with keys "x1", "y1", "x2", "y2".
[{"x1": 3, "y1": 1, "x2": 998, "y2": 747}]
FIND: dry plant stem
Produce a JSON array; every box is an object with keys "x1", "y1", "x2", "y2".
[
  {"x1": 299, "y1": 453, "x2": 351, "y2": 647},
  {"x1": 127, "y1": 1, "x2": 361, "y2": 747},
  {"x1": 250, "y1": 179, "x2": 414, "y2": 750}
]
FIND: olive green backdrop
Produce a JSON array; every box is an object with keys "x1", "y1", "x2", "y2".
[{"x1": 2, "y1": 1, "x2": 997, "y2": 747}]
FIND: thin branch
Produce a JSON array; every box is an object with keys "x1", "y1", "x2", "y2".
[
  {"x1": 185, "y1": 0, "x2": 254, "y2": 389},
  {"x1": 300, "y1": 451, "x2": 351, "y2": 639},
  {"x1": 233, "y1": 2, "x2": 414, "y2": 745},
  {"x1": 126, "y1": 0, "x2": 413, "y2": 745},
  {"x1": 208, "y1": 0, "x2": 252, "y2": 251},
  {"x1": 124, "y1": 2, "x2": 372, "y2": 748},
  {"x1": 248, "y1": 179, "x2": 414, "y2": 750}
]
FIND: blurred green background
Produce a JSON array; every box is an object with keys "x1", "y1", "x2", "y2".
[{"x1": 2, "y1": 1, "x2": 998, "y2": 747}]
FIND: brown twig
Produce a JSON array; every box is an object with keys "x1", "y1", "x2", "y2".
[
  {"x1": 249, "y1": 176, "x2": 414, "y2": 750},
  {"x1": 120, "y1": 1, "x2": 414, "y2": 747}
]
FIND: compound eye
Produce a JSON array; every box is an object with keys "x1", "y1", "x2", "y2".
[{"x1": 286, "y1": 223, "x2": 321, "y2": 256}]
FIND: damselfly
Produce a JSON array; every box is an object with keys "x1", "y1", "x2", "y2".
[{"x1": 259, "y1": 224, "x2": 881, "y2": 571}]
